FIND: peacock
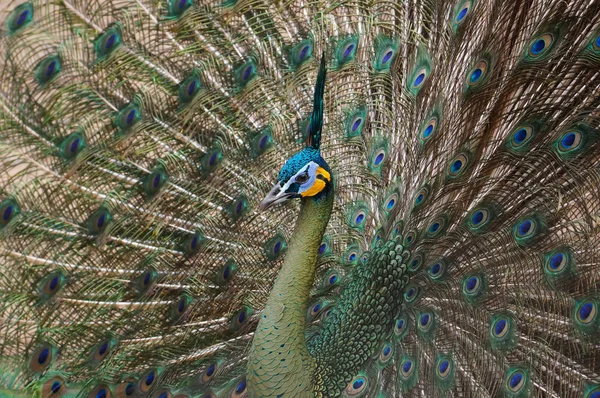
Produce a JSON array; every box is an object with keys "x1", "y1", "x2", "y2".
[{"x1": 1, "y1": 0, "x2": 600, "y2": 396}]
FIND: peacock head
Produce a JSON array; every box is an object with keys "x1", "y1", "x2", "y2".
[
  {"x1": 260, "y1": 148, "x2": 332, "y2": 210},
  {"x1": 260, "y1": 54, "x2": 331, "y2": 211}
]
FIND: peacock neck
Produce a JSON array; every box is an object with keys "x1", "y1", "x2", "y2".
[{"x1": 247, "y1": 186, "x2": 334, "y2": 397}]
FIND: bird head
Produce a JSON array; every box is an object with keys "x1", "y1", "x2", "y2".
[
  {"x1": 259, "y1": 148, "x2": 332, "y2": 210},
  {"x1": 260, "y1": 54, "x2": 330, "y2": 211}
]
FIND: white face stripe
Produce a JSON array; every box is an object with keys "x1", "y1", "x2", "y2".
[{"x1": 280, "y1": 161, "x2": 320, "y2": 194}]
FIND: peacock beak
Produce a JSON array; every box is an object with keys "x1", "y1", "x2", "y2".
[{"x1": 260, "y1": 182, "x2": 298, "y2": 211}]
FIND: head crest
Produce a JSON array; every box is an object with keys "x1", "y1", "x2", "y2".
[{"x1": 306, "y1": 54, "x2": 327, "y2": 150}]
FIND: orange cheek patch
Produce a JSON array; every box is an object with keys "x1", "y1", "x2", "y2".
[{"x1": 301, "y1": 178, "x2": 326, "y2": 197}]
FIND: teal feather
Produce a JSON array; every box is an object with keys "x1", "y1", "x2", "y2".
[{"x1": 0, "y1": 0, "x2": 599, "y2": 397}]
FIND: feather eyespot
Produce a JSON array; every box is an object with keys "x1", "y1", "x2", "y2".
[
  {"x1": 404, "y1": 285, "x2": 419, "y2": 302},
  {"x1": 456, "y1": 4, "x2": 470, "y2": 23},
  {"x1": 290, "y1": 40, "x2": 313, "y2": 67},
  {"x1": 178, "y1": 71, "x2": 201, "y2": 104},
  {"x1": 228, "y1": 378, "x2": 246, "y2": 398},
  {"x1": 36, "y1": 55, "x2": 61, "y2": 85},
  {"x1": 42, "y1": 377, "x2": 66, "y2": 397},
  {"x1": 528, "y1": 34, "x2": 554, "y2": 58},
  {"x1": 394, "y1": 317, "x2": 408, "y2": 336},
  {"x1": 139, "y1": 369, "x2": 158, "y2": 393},
  {"x1": 345, "y1": 375, "x2": 368, "y2": 395},
  {"x1": 400, "y1": 359, "x2": 415, "y2": 378},
  {"x1": 463, "y1": 275, "x2": 481, "y2": 295},
  {"x1": 428, "y1": 261, "x2": 444, "y2": 280},
  {"x1": 511, "y1": 126, "x2": 533, "y2": 147},
  {"x1": 437, "y1": 358, "x2": 452, "y2": 378},
  {"x1": 558, "y1": 131, "x2": 582, "y2": 152},
  {"x1": 447, "y1": 153, "x2": 469, "y2": 177},
  {"x1": 469, "y1": 209, "x2": 489, "y2": 228},
  {"x1": 546, "y1": 251, "x2": 567, "y2": 273},
  {"x1": 88, "y1": 385, "x2": 112, "y2": 398},
  {"x1": 385, "y1": 195, "x2": 397, "y2": 211},
  {"x1": 421, "y1": 117, "x2": 438, "y2": 141},
  {"x1": 577, "y1": 301, "x2": 596, "y2": 324},
  {"x1": 506, "y1": 369, "x2": 526, "y2": 392},
  {"x1": 337, "y1": 37, "x2": 359, "y2": 64},
  {"x1": 379, "y1": 343, "x2": 393, "y2": 363},
  {"x1": 466, "y1": 60, "x2": 488, "y2": 87},
  {"x1": 404, "y1": 230, "x2": 416, "y2": 245},
  {"x1": 409, "y1": 253, "x2": 423, "y2": 272},
  {"x1": 427, "y1": 216, "x2": 446, "y2": 237},
  {"x1": 413, "y1": 186, "x2": 430, "y2": 207},
  {"x1": 8, "y1": 3, "x2": 34, "y2": 33},
  {"x1": 29, "y1": 344, "x2": 54, "y2": 373},
  {"x1": 87, "y1": 207, "x2": 112, "y2": 235},
  {"x1": 492, "y1": 318, "x2": 509, "y2": 338},
  {"x1": 0, "y1": 198, "x2": 19, "y2": 228},
  {"x1": 412, "y1": 68, "x2": 428, "y2": 90},
  {"x1": 309, "y1": 301, "x2": 324, "y2": 317},
  {"x1": 95, "y1": 25, "x2": 122, "y2": 59},
  {"x1": 516, "y1": 219, "x2": 535, "y2": 237},
  {"x1": 418, "y1": 312, "x2": 434, "y2": 331}
]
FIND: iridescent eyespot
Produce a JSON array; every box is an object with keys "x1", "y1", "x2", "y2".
[
  {"x1": 139, "y1": 369, "x2": 158, "y2": 393},
  {"x1": 348, "y1": 205, "x2": 369, "y2": 229},
  {"x1": 95, "y1": 25, "x2": 122, "y2": 59},
  {"x1": 404, "y1": 285, "x2": 419, "y2": 302},
  {"x1": 447, "y1": 153, "x2": 469, "y2": 177},
  {"x1": 29, "y1": 344, "x2": 54, "y2": 373},
  {"x1": 418, "y1": 312, "x2": 434, "y2": 331},
  {"x1": 409, "y1": 253, "x2": 423, "y2": 272},
  {"x1": 421, "y1": 117, "x2": 438, "y2": 142},
  {"x1": 42, "y1": 377, "x2": 65, "y2": 397},
  {"x1": 491, "y1": 317, "x2": 509, "y2": 338},
  {"x1": 381, "y1": 48, "x2": 395, "y2": 66},
  {"x1": 0, "y1": 198, "x2": 19, "y2": 229},
  {"x1": 404, "y1": 230, "x2": 416, "y2": 246},
  {"x1": 545, "y1": 250, "x2": 569, "y2": 274},
  {"x1": 337, "y1": 37, "x2": 359, "y2": 64},
  {"x1": 428, "y1": 261, "x2": 445, "y2": 280},
  {"x1": 369, "y1": 142, "x2": 388, "y2": 173},
  {"x1": 345, "y1": 375, "x2": 368, "y2": 396},
  {"x1": 437, "y1": 357, "x2": 452, "y2": 378},
  {"x1": 557, "y1": 130, "x2": 583, "y2": 153},
  {"x1": 379, "y1": 343, "x2": 393, "y2": 363},
  {"x1": 400, "y1": 359, "x2": 415, "y2": 377},
  {"x1": 169, "y1": 295, "x2": 192, "y2": 323},
  {"x1": 309, "y1": 301, "x2": 324, "y2": 318},
  {"x1": 251, "y1": 129, "x2": 274, "y2": 157},
  {"x1": 231, "y1": 306, "x2": 252, "y2": 330},
  {"x1": 229, "y1": 378, "x2": 246, "y2": 398},
  {"x1": 265, "y1": 234, "x2": 287, "y2": 261},
  {"x1": 413, "y1": 186, "x2": 430, "y2": 207},
  {"x1": 506, "y1": 369, "x2": 527, "y2": 392},
  {"x1": 411, "y1": 67, "x2": 428, "y2": 91},
  {"x1": 466, "y1": 59, "x2": 488, "y2": 87},
  {"x1": 374, "y1": 38, "x2": 397, "y2": 71},
  {"x1": 144, "y1": 166, "x2": 168, "y2": 198},
  {"x1": 346, "y1": 108, "x2": 366, "y2": 137},
  {"x1": 200, "y1": 361, "x2": 219, "y2": 383},
  {"x1": 200, "y1": 147, "x2": 224, "y2": 175},
  {"x1": 576, "y1": 300, "x2": 596, "y2": 324},
  {"x1": 394, "y1": 317, "x2": 408, "y2": 336},
  {"x1": 8, "y1": 3, "x2": 34, "y2": 33},
  {"x1": 59, "y1": 133, "x2": 86, "y2": 160},
  {"x1": 89, "y1": 338, "x2": 115, "y2": 364},
  {"x1": 88, "y1": 385, "x2": 112, "y2": 398},
  {"x1": 516, "y1": 219, "x2": 535, "y2": 237},
  {"x1": 509, "y1": 125, "x2": 534, "y2": 149},
  {"x1": 36, "y1": 55, "x2": 61, "y2": 85},
  {"x1": 427, "y1": 216, "x2": 446, "y2": 238},
  {"x1": 178, "y1": 71, "x2": 201, "y2": 104},
  {"x1": 235, "y1": 60, "x2": 257, "y2": 87},
  {"x1": 183, "y1": 231, "x2": 204, "y2": 256},
  {"x1": 466, "y1": 206, "x2": 493, "y2": 233},
  {"x1": 87, "y1": 207, "x2": 112, "y2": 235},
  {"x1": 290, "y1": 40, "x2": 313, "y2": 67},
  {"x1": 455, "y1": 1, "x2": 472, "y2": 24},
  {"x1": 527, "y1": 33, "x2": 555, "y2": 59}
]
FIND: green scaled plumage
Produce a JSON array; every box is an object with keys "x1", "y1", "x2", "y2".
[{"x1": 0, "y1": 0, "x2": 600, "y2": 397}]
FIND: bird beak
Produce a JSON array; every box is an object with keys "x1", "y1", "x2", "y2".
[{"x1": 259, "y1": 182, "x2": 298, "y2": 211}]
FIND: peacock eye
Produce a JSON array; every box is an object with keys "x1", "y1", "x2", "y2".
[{"x1": 295, "y1": 173, "x2": 309, "y2": 184}]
